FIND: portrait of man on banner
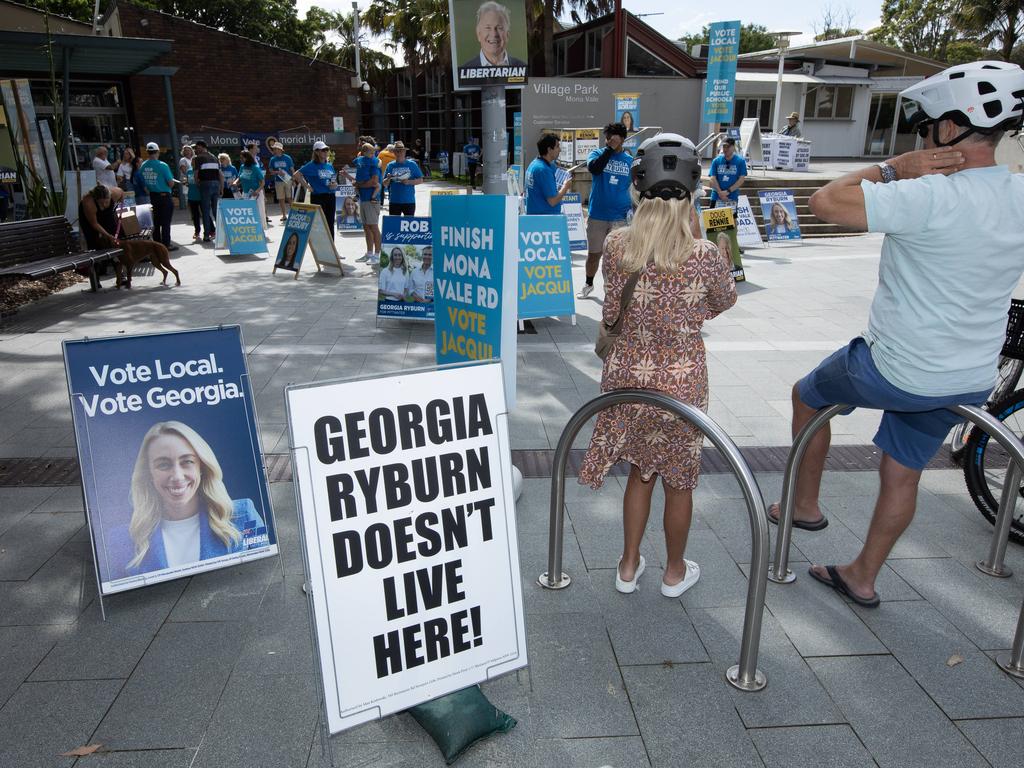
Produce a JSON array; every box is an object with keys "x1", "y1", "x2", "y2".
[{"x1": 451, "y1": 0, "x2": 529, "y2": 89}]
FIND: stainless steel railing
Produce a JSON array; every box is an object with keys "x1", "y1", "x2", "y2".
[{"x1": 538, "y1": 390, "x2": 770, "y2": 692}]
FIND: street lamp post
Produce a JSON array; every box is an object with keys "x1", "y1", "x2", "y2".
[{"x1": 769, "y1": 31, "x2": 800, "y2": 134}]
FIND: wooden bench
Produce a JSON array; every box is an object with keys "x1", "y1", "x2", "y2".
[{"x1": 0, "y1": 216, "x2": 123, "y2": 292}]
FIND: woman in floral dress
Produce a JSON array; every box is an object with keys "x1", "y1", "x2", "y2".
[{"x1": 579, "y1": 134, "x2": 737, "y2": 597}]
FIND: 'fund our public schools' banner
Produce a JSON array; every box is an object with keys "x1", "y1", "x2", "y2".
[
  {"x1": 702, "y1": 20, "x2": 741, "y2": 124},
  {"x1": 285, "y1": 361, "x2": 527, "y2": 733},
  {"x1": 378, "y1": 216, "x2": 434, "y2": 321},
  {"x1": 560, "y1": 193, "x2": 587, "y2": 251},
  {"x1": 758, "y1": 190, "x2": 802, "y2": 242},
  {"x1": 433, "y1": 195, "x2": 518, "y2": 405},
  {"x1": 276, "y1": 206, "x2": 315, "y2": 274},
  {"x1": 518, "y1": 215, "x2": 575, "y2": 320},
  {"x1": 701, "y1": 206, "x2": 746, "y2": 282},
  {"x1": 64, "y1": 327, "x2": 276, "y2": 596},
  {"x1": 215, "y1": 199, "x2": 268, "y2": 255},
  {"x1": 449, "y1": 0, "x2": 529, "y2": 90}
]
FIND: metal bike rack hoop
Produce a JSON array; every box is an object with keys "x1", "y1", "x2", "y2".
[{"x1": 540, "y1": 389, "x2": 771, "y2": 692}]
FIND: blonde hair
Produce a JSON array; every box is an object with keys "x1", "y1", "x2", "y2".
[
  {"x1": 619, "y1": 194, "x2": 696, "y2": 273},
  {"x1": 128, "y1": 421, "x2": 240, "y2": 568},
  {"x1": 771, "y1": 202, "x2": 793, "y2": 229},
  {"x1": 217, "y1": 152, "x2": 230, "y2": 163}
]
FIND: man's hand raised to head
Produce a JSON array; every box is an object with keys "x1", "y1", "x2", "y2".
[{"x1": 888, "y1": 146, "x2": 964, "y2": 180}]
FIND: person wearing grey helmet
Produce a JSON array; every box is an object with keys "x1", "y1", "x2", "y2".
[{"x1": 578, "y1": 133, "x2": 738, "y2": 599}]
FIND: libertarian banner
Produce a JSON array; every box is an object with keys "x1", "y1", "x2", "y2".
[
  {"x1": 215, "y1": 199, "x2": 268, "y2": 255},
  {"x1": 758, "y1": 190, "x2": 802, "y2": 242},
  {"x1": 518, "y1": 215, "x2": 575, "y2": 320},
  {"x1": 378, "y1": 216, "x2": 434, "y2": 321},
  {"x1": 702, "y1": 20, "x2": 741, "y2": 125},
  {"x1": 449, "y1": 0, "x2": 529, "y2": 90},
  {"x1": 701, "y1": 206, "x2": 746, "y2": 282},
  {"x1": 64, "y1": 327, "x2": 276, "y2": 596},
  {"x1": 285, "y1": 361, "x2": 526, "y2": 733}
]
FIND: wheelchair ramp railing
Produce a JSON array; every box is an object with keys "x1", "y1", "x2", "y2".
[{"x1": 538, "y1": 389, "x2": 770, "y2": 692}]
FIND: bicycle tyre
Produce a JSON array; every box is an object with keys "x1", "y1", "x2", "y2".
[
  {"x1": 949, "y1": 356, "x2": 1024, "y2": 465},
  {"x1": 963, "y1": 388, "x2": 1024, "y2": 546}
]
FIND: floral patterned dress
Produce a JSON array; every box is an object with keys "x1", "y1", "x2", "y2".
[{"x1": 579, "y1": 229, "x2": 737, "y2": 490}]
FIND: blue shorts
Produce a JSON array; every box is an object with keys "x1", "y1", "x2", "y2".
[{"x1": 798, "y1": 338, "x2": 991, "y2": 471}]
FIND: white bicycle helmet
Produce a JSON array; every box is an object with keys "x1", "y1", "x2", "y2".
[
  {"x1": 900, "y1": 61, "x2": 1024, "y2": 144},
  {"x1": 630, "y1": 133, "x2": 701, "y2": 201}
]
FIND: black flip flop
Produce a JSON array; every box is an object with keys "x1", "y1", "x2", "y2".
[
  {"x1": 808, "y1": 565, "x2": 880, "y2": 608},
  {"x1": 767, "y1": 504, "x2": 829, "y2": 531}
]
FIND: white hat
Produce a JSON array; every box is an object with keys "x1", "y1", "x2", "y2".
[
  {"x1": 146, "y1": 141, "x2": 160, "y2": 151},
  {"x1": 313, "y1": 140, "x2": 329, "y2": 150}
]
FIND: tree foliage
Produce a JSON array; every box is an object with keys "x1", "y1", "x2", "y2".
[
  {"x1": 677, "y1": 23, "x2": 778, "y2": 56},
  {"x1": 872, "y1": 0, "x2": 965, "y2": 61},
  {"x1": 954, "y1": 0, "x2": 1023, "y2": 61}
]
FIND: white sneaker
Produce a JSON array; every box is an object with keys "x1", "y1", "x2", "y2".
[
  {"x1": 357, "y1": 253, "x2": 371, "y2": 262},
  {"x1": 615, "y1": 555, "x2": 645, "y2": 594},
  {"x1": 577, "y1": 283, "x2": 594, "y2": 299},
  {"x1": 661, "y1": 560, "x2": 700, "y2": 598}
]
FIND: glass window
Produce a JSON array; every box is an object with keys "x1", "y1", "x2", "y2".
[
  {"x1": 585, "y1": 28, "x2": 602, "y2": 71},
  {"x1": 805, "y1": 86, "x2": 855, "y2": 119},
  {"x1": 835, "y1": 87, "x2": 853, "y2": 119},
  {"x1": 626, "y1": 40, "x2": 677, "y2": 77},
  {"x1": 554, "y1": 38, "x2": 567, "y2": 75}
]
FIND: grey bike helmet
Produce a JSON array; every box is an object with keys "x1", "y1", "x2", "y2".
[{"x1": 630, "y1": 133, "x2": 701, "y2": 201}]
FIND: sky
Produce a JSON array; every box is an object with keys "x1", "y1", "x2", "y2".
[{"x1": 294, "y1": 0, "x2": 885, "y2": 58}]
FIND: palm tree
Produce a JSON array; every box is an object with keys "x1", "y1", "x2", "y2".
[
  {"x1": 529, "y1": 0, "x2": 616, "y2": 77},
  {"x1": 955, "y1": 0, "x2": 1023, "y2": 61},
  {"x1": 306, "y1": 8, "x2": 396, "y2": 93}
]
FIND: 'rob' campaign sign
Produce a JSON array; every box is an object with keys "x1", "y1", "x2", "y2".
[
  {"x1": 518, "y1": 215, "x2": 575, "y2": 320},
  {"x1": 63, "y1": 327, "x2": 277, "y2": 596},
  {"x1": 378, "y1": 216, "x2": 434, "y2": 321},
  {"x1": 285, "y1": 362, "x2": 527, "y2": 733},
  {"x1": 432, "y1": 195, "x2": 518, "y2": 405},
  {"x1": 216, "y1": 199, "x2": 267, "y2": 255},
  {"x1": 703, "y1": 20, "x2": 741, "y2": 124}
]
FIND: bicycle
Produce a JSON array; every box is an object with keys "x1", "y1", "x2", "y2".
[{"x1": 957, "y1": 298, "x2": 1024, "y2": 545}]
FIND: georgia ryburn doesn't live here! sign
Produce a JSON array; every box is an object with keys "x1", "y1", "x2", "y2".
[{"x1": 285, "y1": 362, "x2": 526, "y2": 733}]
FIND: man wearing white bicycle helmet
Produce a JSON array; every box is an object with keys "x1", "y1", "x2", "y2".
[{"x1": 772, "y1": 61, "x2": 1024, "y2": 608}]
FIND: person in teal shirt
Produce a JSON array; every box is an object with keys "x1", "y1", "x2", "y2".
[
  {"x1": 140, "y1": 142, "x2": 177, "y2": 248},
  {"x1": 267, "y1": 143, "x2": 295, "y2": 222},
  {"x1": 218, "y1": 153, "x2": 237, "y2": 198},
  {"x1": 186, "y1": 167, "x2": 203, "y2": 241},
  {"x1": 233, "y1": 150, "x2": 267, "y2": 230},
  {"x1": 382, "y1": 141, "x2": 423, "y2": 216}
]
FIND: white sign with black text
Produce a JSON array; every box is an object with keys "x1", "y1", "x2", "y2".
[{"x1": 286, "y1": 362, "x2": 527, "y2": 734}]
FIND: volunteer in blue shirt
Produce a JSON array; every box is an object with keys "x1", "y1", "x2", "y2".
[
  {"x1": 218, "y1": 153, "x2": 237, "y2": 198},
  {"x1": 354, "y1": 142, "x2": 383, "y2": 263},
  {"x1": 293, "y1": 140, "x2": 339, "y2": 237},
  {"x1": 268, "y1": 142, "x2": 295, "y2": 222},
  {"x1": 708, "y1": 136, "x2": 747, "y2": 208},
  {"x1": 139, "y1": 141, "x2": 179, "y2": 249},
  {"x1": 234, "y1": 150, "x2": 267, "y2": 233},
  {"x1": 382, "y1": 141, "x2": 423, "y2": 216},
  {"x1": 579, "y1": 122, "x2": 634, "y2": 299},
  {"x1": 525, "y1": 132, "x2": 572, "y2": 215},
  {"x1": 464, "y1": 138, "x2": 481, "y2": 189}
]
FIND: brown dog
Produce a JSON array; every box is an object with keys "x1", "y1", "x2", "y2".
[{"x1": 114, "y1": 239, "x2": 180, "y2": 288}]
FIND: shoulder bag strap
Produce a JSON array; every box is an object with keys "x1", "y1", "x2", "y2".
[{"x1": 603, "y1": 257, "x2": 652, "y2": 334}]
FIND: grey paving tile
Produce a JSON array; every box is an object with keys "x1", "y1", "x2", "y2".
[
  {"x1": 809, "y1": 655, "x2": 987, "y2": 768},
  {"x1": 622, "y1": 664, "x2": 762, "y2": 767},
  {"x1": 0, "y1": 625, "x2": 68, "y2": 708},
  {"x1": 680, "y1": 530, "x2": 763, "y2": 610},
  {"x1": 518, "y1": 533, "x2": 603, "y2": 617},
  {"x1": 0, "y1": 540, "x2": 97, "y2": 626},
  {"x1": 690, "y1": 606, "x2": 842, "y2": 728},
  {"x1": 0, "y1": 679, "x2": 122, "y2": 768},
  {"x1": 167, "y1": 555, "x2": 281, "y2": 623},
  {"x1": 956, "y1": 717, "x2": 1024, "y2": 768},
  {"x1": 570, "y1": 518, "x2": 662, "y2": 572},
  {"x1": 236, "y1": 581, "x2": 315, "y2": 676},
  {"x1": 191, "y1": 673, "x2": 319, "y2": 768},
  {"x1": 531, "y1": 736, "x2": 651, "y2": 768},
  {"x1": 750, "y1": 725, "x2": 875, "y2": 768},
  {"x1": 0, "y1": 511, "x2": 84, "y2": 580},
  {"x1": 93, "y1": 621, "x2": 249, "y2": 750},
  {"x1": 70, "y1": 749, "x2": 196, "y2": 767},
  {"x1": 0, "y1": 487, "x2": 56, "y2": 534}
]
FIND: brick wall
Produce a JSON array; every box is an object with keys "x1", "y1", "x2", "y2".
[{"x1": 118, "y1": 2, "x2": 360, "y2": 158}]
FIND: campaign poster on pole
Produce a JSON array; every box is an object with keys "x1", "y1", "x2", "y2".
[
  {"x1": 558, "y1": 130, "x2": 575, "y2": 166},
  {"x1": 64, "y1": 327, "x2": 277, "y2": 596},
  {"x1": 432, "y1": 195, "x2": 519, "y2": 405},
  {"x1": 758, "y1": 190, "x2": 802, "y2": 242},
  {"x1": 215, "y1": 199, "x2": 268, "y2": 255},
  {"x1": 513, "y1": 111, "x2": 523, "y2": 168},
  {"x1": 378, "y1": 216, "x2": 434, "y2": 320},
  {"x1": 336, "y1": 182, "x2": 362, "y2": 232},
  {"x1": 702, "y1": 20, "x2": 741, "y2": 125},
  {"x1": 574, "y1": 128, "x2": 600, "y2": 160},
  {"x1": 449, "y1": 0, "x2": 529, "y2": 90},
  {"x1": 560, "y1": 192, "x2": 588, "y2": 251},
  {"x1": 613, "y1": 93, "x2": 640, "y2": 134},
  {"x1": 285, "y1": 361, "x2": 526, "y2": 734},
  {"x1": 518, "y1": 215, "x2": 575, "y2": 320},
  {"x1": 701, "y1": 206, "x2": 745, "y2": 282},
  {"x1": 734, "y1": 195, "x2": 764, "y2": 249},
  {"x1": 274, "y1": 205, "x2": 315, "y2": 278}
]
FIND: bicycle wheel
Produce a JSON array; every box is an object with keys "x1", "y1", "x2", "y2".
[
  {"x1": 963, "y1": 388, "x2": 1024, "y2": 545},
  {"x1": 950, "y1": 356, "x2": 1024, "y2": 465}
]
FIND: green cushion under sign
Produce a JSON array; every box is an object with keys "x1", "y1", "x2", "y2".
[{"x1": 408, "y1": 685, "x2": 517, "y2": 764}]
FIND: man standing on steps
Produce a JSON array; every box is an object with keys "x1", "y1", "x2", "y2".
[
  {"x1": 773, "y1": 62, "x2": 1024, "y2": 609},
  {"x1": 708, "y1": 136, "x2": 746, "y2": 209},
  {"x1": 578, "y1": 122, "x2": 633, "y2": 299}
]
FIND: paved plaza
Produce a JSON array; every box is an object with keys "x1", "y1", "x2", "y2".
[{"x1": 1, "y1": 181, "x2": 1023, "y2": 767}]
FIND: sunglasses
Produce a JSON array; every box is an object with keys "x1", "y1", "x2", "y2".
[{"x1": 914, "y1": 119, "x2": 935, "y2": 139}]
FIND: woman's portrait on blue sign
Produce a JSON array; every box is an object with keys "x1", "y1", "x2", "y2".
[
  {"x1": 115, "y1": 421, "x2": 267, "y2": 578},
  {"x1": 765, "y1": 201, "x2": 800, "y2": 240},
  {"x1": 379, "y1": 246, "x2": 410, "y2": 300},
  {"x1": 279, "y1": 232, "x2": 301, "y2": 270}
]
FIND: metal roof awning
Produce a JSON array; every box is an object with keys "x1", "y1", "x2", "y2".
[
  {"x1": 0, "y1": 31, "x2": 172, "y2": 76},
  {"x1": 736, "y1": 72, "x2": 871, "y2": 86}
]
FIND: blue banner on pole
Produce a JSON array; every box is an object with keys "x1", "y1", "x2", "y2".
[
  {"x1": 378, "y1": 216, "x2": 434, "y2": 320},
  {"x1": 702, "y1": 20, "x2": 741, "y2": 125},
  {"x1": 518, "y1": 215, "x2": 575, "y2": 321},
  {"x1": 432, "y1": 195, "x2": 519, "y2": 404},
  {"x1": 63, "y1": 327, "x2": 276, "y2": 595},
  {"x1": 216, "y1": 199, "x2": 267, "y2": 255}
]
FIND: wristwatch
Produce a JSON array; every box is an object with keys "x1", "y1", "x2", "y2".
[{"x1": 877, "y1": 162, "x2": 897, "y2": 183}]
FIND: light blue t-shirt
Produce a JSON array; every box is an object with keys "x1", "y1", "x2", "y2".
[
  {"x1": 384, "y1": 160, "x2": 422, "y2": 205},
  {"x1": 709, "y1": 154, "x2": 747, "y2": 202},
  {"x1": 140, "y1": 159, "x2": 174, "y2": 193},
  {"x1": 299, "y1": 161, "x2": 336, "y2": 195},
  {"x1": 525, "y1": 157, "x2": 560, "y2": 215},
  {"x1": 186, "y1": 169, "x2": 201, "y2": 202},
  {"x1": 861, "y1": 166, "x2": 1024, "y2": 396},
  {"x1": 221, "y1": 164, "x2": 237, "y2": 188},
  {"x1": 268, "y1": 153, "x2": 294, "y2": 184},
  {"x1": 238, "y1": 164, "x2": 264, "y2": 194},
  {"x1": 355, "y1": 156, "x2": 382, "y2": 202},
  {"x1": 464, "y1": 143, "x2": 481, "y2": 163},
  {"x1": 587, "y1": 148, "x2": 633, "y2": 221}
]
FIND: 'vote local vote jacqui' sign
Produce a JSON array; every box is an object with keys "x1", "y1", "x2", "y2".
[
  {"x1": 285, "y1": 362, "x2": 526, "y2": 733},
  {"x1": 517, "y1": 215, "x2": 575, "y2": 320},
  {"x1": 216, "y1": 199, "x2": 267, "y2": 255}
]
